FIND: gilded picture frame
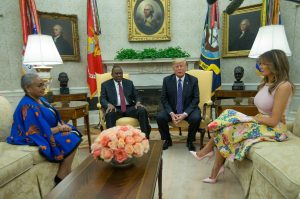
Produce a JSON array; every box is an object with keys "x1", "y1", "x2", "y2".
[
  {"x1": 128, "y1": 0, "x2": 170, "y2": 41},
  {"x1": 222, "y1": 4, "x2": 262, "y2": 58},
  {"x1": 38, "y1": 11, "x2": 80, "y2": 61}
]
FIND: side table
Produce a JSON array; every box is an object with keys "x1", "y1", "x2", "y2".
[
  {"x1": 53, "y1": 93, "x2": 87, "y2": 102},
  {"x1": 215, "y1": 98, "x2": 259, "y2": 117},
  {"x1": 52, "y1": 101, "x2": 91, "y2": 151}
]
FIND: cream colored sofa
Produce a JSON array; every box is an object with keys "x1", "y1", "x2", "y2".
[
  {"x1": 0, "y1": 96, "x2": 82, "y2": 199},
  {"x1": 228, "y1": 107, "x2": 300, "y2": 199}
]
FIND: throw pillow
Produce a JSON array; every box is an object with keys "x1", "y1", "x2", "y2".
[
  {"x1": 292, "y1": 107, "x2": 300, "y2": 138},
  {"x1": 0, "y1": 96, "x2": 13, "y2": 142}
]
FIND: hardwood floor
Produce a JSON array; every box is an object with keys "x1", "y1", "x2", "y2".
[{"x1": 78, "y1": 142, "x2": 243, "y2": 199}]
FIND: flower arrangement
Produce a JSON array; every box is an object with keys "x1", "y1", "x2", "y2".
[{"x1": 91, "y1": 125, "x2": 150, "y2": 164}]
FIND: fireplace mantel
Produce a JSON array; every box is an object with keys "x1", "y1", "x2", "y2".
[{"x1": 102, "y1": 58, "x2": 199, "y2": 88}]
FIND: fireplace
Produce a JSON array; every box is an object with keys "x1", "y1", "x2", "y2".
[{"x1": 137, "y1": 87, "x2": 162, "y2": 121}]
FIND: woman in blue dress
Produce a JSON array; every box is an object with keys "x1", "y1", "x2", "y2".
[{"x1": 7, "y1": 73, "x2": 82, "y2": 185}]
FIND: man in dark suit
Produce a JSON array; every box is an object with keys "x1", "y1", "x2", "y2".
[
  {"x1": 100, "y1": 65, "x2": 151, "y2": 138},
  {"x1": 156, "y1": 59, "x2": 201, "y2": 151}
]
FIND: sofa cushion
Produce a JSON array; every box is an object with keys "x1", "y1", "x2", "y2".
[
  {"x1": 0, "y1": 96, "x2": 13, "y2": 142},
  {"x1": 0, "y1": 142, "x2": 46, "y2": 165},
  {"x1": 0, "y1": 150, "x2": 33, "y2": 187},
  {"x1": 292, "y1": 107, "x2": 300, "y2": 137},
  {"x1": 250, "y1": 134, "x2": 300, "y2": 199}
]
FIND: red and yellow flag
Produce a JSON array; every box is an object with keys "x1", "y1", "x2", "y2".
[
  {"x1": 20, "y1": 0, "x2": 40, "y2": 74},
  {"x1": 87, "y1": 0, "x2": 104, "y2": 98}
]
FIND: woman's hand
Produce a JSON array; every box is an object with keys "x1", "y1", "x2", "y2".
[{"x1": 59, "y1": 124, "x2": 72, "y2": 132}]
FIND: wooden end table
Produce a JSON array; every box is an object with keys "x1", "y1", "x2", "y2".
[
  {"x1": 52, "y1": 101, "x2": 91, "y2": 151},
  {"x1": 214, "y1": 90, "x2": 257, "y2": 99},
  {"x1": 53, "y1": 93, "x2": 87, "y2": 102},
  {"x1": 215, "y1": 98, "x2": 259, "y2": 117},
  {"x1": 45, "y1": 140, "x2": 164, "y2": 199}
]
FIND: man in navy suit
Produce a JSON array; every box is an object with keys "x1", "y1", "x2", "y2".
[
  {"x1": 100, "y1": 66, "x2": 151, "y2": 138},
  {"x1": 157, "y1": 59, "x2": 201, "y2": 151}
]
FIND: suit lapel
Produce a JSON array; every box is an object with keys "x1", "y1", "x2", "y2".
[
  {"x1": 109, "y1": 79, "x2": 118, "y2": 105},
  {"x1": 182, "y1": 74, "x2": 190, "y2": 105}
]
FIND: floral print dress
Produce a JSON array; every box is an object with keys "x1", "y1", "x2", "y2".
[{"x1": 208, "y1": 109, "x2": 288, "y2": 161}]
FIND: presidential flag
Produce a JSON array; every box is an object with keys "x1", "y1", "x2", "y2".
[
  {"x1": 199, "y1": 1, "x2": 221, "y2": 95},
  {"x1": 87, "y1": 0, "x2": 104, "y2": 98},
  {"x1": 19, "y1": 0, "x2": 40, "y2": 74}
]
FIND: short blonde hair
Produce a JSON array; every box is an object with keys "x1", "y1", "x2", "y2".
[{"x1": 173, "y1": 58, "x2": 187, "y2": 65}]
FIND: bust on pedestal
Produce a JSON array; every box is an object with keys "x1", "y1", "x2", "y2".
[
  {"x1": 58, "y1": 72, "x2": 70, "y2": 94},
  {"x1": 232, "y1": 66, "x2": 245, "y2": 90}
]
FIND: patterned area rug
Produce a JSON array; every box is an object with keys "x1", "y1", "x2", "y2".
[{"x1": 78, "y1": 125, "x2": 205, "y2": 149}]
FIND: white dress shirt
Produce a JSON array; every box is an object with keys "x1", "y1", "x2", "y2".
[{"x1": 113, "y1": 80, "x2": 128, "y2": 106}]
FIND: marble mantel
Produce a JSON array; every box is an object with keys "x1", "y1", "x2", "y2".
[{"x1": 102, "y1": 58, "x2": 199, "y2": 88}]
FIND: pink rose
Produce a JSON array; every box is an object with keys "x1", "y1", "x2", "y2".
[
  {"x1": 114, "y1": 148, "x2": 128, "y2": 163},
  {"x1": 133, "y1": 143, "x2": 144, "y2": 157},
  {"x1": 141, "y1": 139, "x2": 150, "y2": 153},
  {"x1": 119, "y1": 126, "x2": 129, "y2": 131},
  {"x1": 125, "y1": 136, "x2": 135, "y2": 145},
  {"x1": 125, "y1": 144, "x2": 134, "y2": 156},
  {"x1": 133, "y1": 134, "x2": 144, "y2": 143},
  {"x1": 108, "y1": 140, "x2": 118, "y2": 150},
  {"x1": 91, "y1": 143, "x2": 101, "y2": 151},
  {"x1": 117, "y1": 138, "x2": 126, "y2": 148},
  {"x1": 92, "y1": 149, "x2": 101, "y2": 159},
  {"x1": 101, "y1": 148, "x2": 114, "y2": 162},
  {"x1": 132, "y1": 129, "x2": 141, "y2": 136},
  {"x1": 117, "y1": 130, "x2": 126, "y2": 139},
  {"x1": 99, "y1": 135, "x2": 110, "y2": 147}
]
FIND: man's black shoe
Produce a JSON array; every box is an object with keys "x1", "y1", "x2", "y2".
[
  {"x1": 187, "y1": 142, "x2": 196, "y2": 151},
  {"x1": 163, "y1": 139, "x2": 172, "y2": 150}
]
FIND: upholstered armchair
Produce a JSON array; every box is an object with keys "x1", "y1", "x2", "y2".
[
  {"x1": 170, "y1": 69, "x2": 213, "y2": 148},
  {"x1": 95, "y1": 73, "x2": 139, "y2": 130}
]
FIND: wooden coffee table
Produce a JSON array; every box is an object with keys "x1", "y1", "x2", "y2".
[{"x1": 45, "y1": 140, "x2": 163, "y2": 199}]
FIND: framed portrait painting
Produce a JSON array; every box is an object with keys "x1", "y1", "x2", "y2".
[
  {"x1": 38, "y1": 11, "x2": 80, "y2": 61},
  {"x1": 222, "y1": 4, "x2": 262, "y2": 58},
  {"x1": 128, "y1": 0, "x2": 170, "y2": 41}
]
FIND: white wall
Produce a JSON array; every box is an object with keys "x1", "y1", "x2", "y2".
[{"x1": 0, "y1": 0, "x2": 299, "y2": 118}]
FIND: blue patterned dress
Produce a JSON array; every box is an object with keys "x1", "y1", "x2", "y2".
[{"x1": 7, "y1": 95, "x2": 82, "y2": 162}]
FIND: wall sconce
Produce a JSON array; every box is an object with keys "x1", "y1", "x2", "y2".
[
  {"x1": 248, "y1": 25, "x2": 292, "y2": 58},
  {"x1": 23, "y1": 34, "x2": 63, "y2": 93}
]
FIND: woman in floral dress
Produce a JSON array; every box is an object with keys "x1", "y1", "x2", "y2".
[{"x1": 190, "y1": 49, "x2": 294, "y2": 183}]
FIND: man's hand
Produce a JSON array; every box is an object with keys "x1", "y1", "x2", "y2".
[
  {"x1": 135, "y1": 102, "x2": 144, "y2": 109},
  {"x1": 106, "y1": 104, "x2": 116, "y2": 113},
  {"x1": 170, "y1": 112, "x2": 178, "y2": 124},
  {"x1": 173, "y1": 113, "x2": 187, "y2": 124}
]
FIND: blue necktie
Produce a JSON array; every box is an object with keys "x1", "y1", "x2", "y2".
[{"x1": 176, "y1": 79, "x2": 183, "y2": 114}]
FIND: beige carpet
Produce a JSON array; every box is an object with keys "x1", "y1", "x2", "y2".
[{"x1": 78, "y1": 125, "x2": 206, "y2": 149}]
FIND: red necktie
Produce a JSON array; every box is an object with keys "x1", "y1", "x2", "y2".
[{"x1": 118, "y1": 82, "x2": 126, "y2": 112}]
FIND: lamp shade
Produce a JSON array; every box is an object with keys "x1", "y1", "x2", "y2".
[
  {"x1": 248, "y1": 25, "x2": 291, "y2": 58},
  {"x1": 23, "y1": 34, "x2": 63, "y2": 65}
]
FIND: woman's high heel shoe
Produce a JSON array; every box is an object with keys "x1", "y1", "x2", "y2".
[
  {"x1": 190, "y1": 150, "x2": 214, "y2": 161},
  {"x1": 202, "y1": 166, "x2": 225, "y2": 184}
]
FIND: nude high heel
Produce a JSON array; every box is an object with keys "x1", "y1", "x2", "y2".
[
  {"x1": 202, "y1": 165, "x2": 225, "y2": 184},
  {"x1": 190, "y1": 150, "x2": 214, "y2": 161}
]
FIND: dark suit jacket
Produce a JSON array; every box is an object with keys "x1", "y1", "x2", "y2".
[
  {"x1": 100, "y1": 79, "x2": 140, "y2": 109},
  {"x1": 161, "y1": 73, "x2": 199, "y2": 115}
]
